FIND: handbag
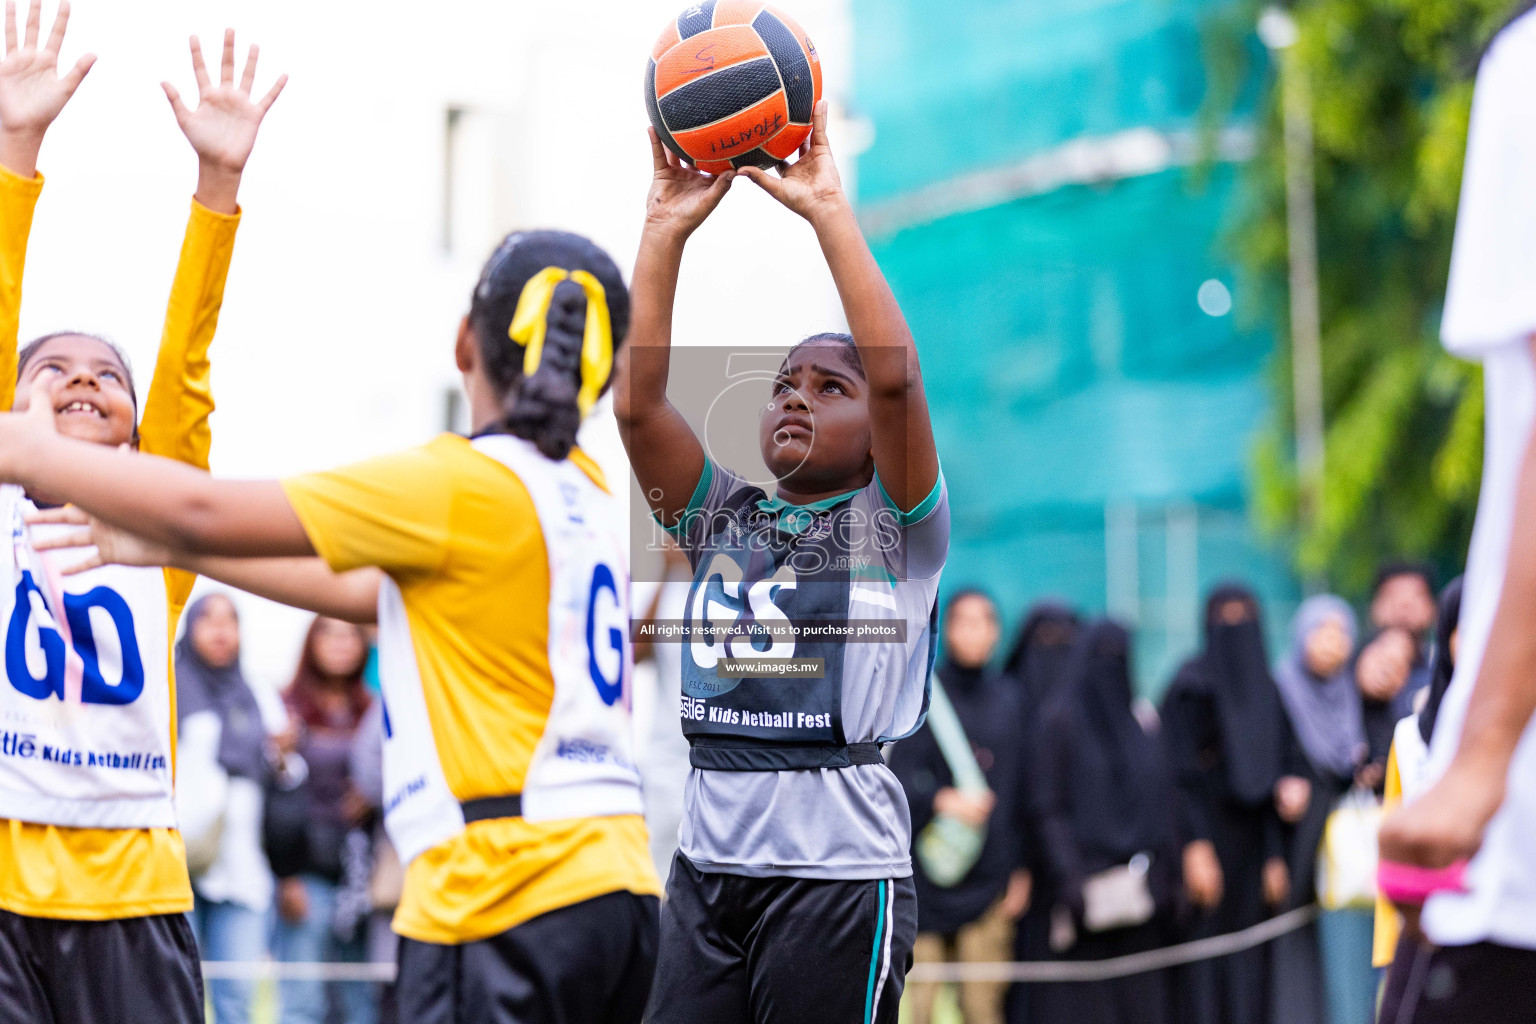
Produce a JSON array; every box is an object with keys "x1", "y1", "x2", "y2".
[
  {"x1": 262, "y1": 754, "x2": 313, "y2": 880},
  {"x1": 915, "y1": 677, "x2": 990, "y2": 888},
  {"x1": 1316, "y1": 786, "x2": 1383, "y2": 910},
  {"x1": 175, "y1": 714, "x2": 229, "y2": 877},
  {"x1": 1082, "y1": 852, "x2": 1156, "y2": 932}
]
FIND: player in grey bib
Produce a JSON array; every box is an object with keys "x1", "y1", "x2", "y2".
[{"x1": 619, "y1": 103, "x2": 941, "y2": 1024}]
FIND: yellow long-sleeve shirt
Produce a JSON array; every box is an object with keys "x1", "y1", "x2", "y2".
[{"x1": 0, "y1": 164, "x2": 241, "y2": 920}]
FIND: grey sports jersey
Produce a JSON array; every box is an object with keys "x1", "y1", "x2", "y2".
[{"x1": 662, "y1": 460, "x2": 949, "y2": 878}]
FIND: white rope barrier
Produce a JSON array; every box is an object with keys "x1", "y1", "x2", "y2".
[
  {"x1": 201, "y1": 961, "x2": 397, "y2": 982},
  {"x1": 201, "y1": 904, "x2": 1322, "y2": 985},
  {"x1": 907, "y1": 904, "x2": 1322, "y2": 984}
]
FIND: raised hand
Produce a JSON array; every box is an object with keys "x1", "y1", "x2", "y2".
[
  {"x1": 643, "y1": 127, "x2": 735, "y2": 241},
  {"x1": 164, "y1": 29, "x2": 286, "y2": 213},
  {"x1": 0, "y1": 0, "x2": 94, "y2": 176},
  {"x1": 25, "y1": 505, "x2": 174, "y2": 574},
  {"x1": 737, "y1": 100, "x2": 845, "y2": 223}
]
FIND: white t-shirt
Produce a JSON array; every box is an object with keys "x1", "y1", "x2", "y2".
[{"x1": 1420, "y1": 9, "x2": 1536, "y2": 949}]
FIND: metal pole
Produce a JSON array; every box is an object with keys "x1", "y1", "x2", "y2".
[{"x1": 1261, "y1": 8, "x2": 1326, "y2": 590}]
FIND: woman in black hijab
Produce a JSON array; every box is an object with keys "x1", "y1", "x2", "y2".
[
  {"x1": 1003, "y1": 602, "x2": 1080, "y2": 718},
  {"x1": 1002, "y1": 602, "x2": 1080, "y2": 1024},
  {"x1": 1031, "y1": 620, "x2": 1179, "y2": 1024},
  {"x1": 1160, "y1": 584, "x2": 1297, "y2": 1024}
]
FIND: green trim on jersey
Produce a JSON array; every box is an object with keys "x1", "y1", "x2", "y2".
[
  {"x1": 875, "y1": 465, "x2": 945, "y2": 527},
  {"x1": 656, "y1": 457, "x2": 716, "y2": 539}
]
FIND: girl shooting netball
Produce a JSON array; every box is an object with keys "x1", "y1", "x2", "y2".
[
  {"x1": 0, "y1": 4, "x2": 282, "y2": 1020},
  {"x1": 615, "y1": 96, "x2": 946, "y2": 1024}
]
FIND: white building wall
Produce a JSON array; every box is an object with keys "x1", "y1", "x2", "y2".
[{"x1": 15, "y1": 0, "x2": 855, "y2": 688}]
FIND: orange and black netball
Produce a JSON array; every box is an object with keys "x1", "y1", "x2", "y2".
[{"x1": 644, "y1": 2, "x2": 823, "y2": 174}]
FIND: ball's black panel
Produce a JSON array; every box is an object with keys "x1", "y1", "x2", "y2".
[
  {"x1": 752, "y1": 10, "x2": 815, "y2": 124},
  {"x1": 645, "y1": 60, "x2": 691, "y2": 160},
  {"x1": 676, "y1": 1, "x2": 718, "y2": 40},
  {"x1": 657, "y1": 56, "x2": 781, "y2": 132},
  {"x1": 730, "y1": 148, "x2": 780, "y2": 170}
]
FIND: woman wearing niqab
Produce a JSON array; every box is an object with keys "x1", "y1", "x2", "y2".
[
  {"x1": 1160, "y1": 584, "x2": 1295, "y2": 1024},
  {"x1": 1031, "y1": 620, "x2": 1179, "y2": 1024}
]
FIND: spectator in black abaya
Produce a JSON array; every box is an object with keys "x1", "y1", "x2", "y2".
[
  {"x1": 893, "y1": 589, "x2": 1032, "y2": 1024},
  {"x1": 1031, "y1": 620, "x2": 1179, "y2": 1024},
  {"x1": 1003, "y1": 602, "x2": 1080, "y2": 723},
  {"x1": 1001, "y1": 602, "x2": 1079, "y2": 1024},
  {"x1": 1161, "y1": 584, "x2": 1301, "y2": 1024}
]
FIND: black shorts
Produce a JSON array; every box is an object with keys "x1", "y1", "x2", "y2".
[
  {"x1": 397, "y1": 889, "x2": 660, "y2": 1024},
  {"x1": 0, "y1": 908, "x2": 203, "y2": 1023},
  {"x1": 646, "y1": 853, "x2": 918, "y2": 1024},
  {"x1": 1380, "y1": 936, "x2": 1536, "y2": 1024}
]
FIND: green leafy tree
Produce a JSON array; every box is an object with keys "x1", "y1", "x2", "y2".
[{"x1": 1216, "y1": 0, "x2": 1526, "y2": 596}]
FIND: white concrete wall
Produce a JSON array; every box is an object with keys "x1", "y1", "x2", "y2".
[{"x1": 16, "y1": 0, "x2": 854, "y2": 689}]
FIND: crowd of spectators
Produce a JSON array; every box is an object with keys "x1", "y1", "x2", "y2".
[{"x1": 871, "y1": 565, "x2": 1447, "y2": 1024}]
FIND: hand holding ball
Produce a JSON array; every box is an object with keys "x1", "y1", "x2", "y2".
[{"x1": 644, "y1": 2, "x2": 822, "y2": 175}]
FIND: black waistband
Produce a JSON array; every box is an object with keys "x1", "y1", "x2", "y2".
[
  {"x1": 688, "y1": 741, "x2": 885, "y2": 772},
  {"x1": 460, "y1": 794, "x2": 522, "y2": 823}
]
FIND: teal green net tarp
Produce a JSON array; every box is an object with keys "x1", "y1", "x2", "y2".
[{"x1": 852, "y1": 0, "x2": 1298, "y2": 692}]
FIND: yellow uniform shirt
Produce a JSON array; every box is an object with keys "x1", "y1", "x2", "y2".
[
  {"x1": 283, "y1": 435, "x2": 661, "y2": 944},
  {"x1": 1373, "y1": 741, "x2": 1405, "y2": 967},
  {"x1": 0, "y1": 164, "x2": 240, "y2": 920}
]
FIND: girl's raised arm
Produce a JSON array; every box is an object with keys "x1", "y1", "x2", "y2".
[
  {"x1": 0, "y1": 0, "x2": 92, "y2": 409},
  {"x1": 612, "y1": 130, "x2": 733, "y2": 527},
  {"x1": 739, "y1": 101, "x2": 940, "y2": 512},
  {"x1": 140, "y1": 30, "x2": 285, "y2": 472}
]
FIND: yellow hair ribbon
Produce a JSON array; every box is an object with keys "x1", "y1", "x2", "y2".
[{"x1": 508, "y1": 266, "x2": 614, "y2": 418}]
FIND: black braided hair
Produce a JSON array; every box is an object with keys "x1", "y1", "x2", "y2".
[
  {"x1": 468, "y1": 230, "x2": 630, "y2": 460},
  {"x1": 788, "y1": 331, "x2": 864, "y2": 380},
  {"x1": 15, "y1": 331, "x2": 140, "y2": 439}
]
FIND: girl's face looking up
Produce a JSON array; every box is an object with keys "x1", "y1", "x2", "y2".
[
  {"x1": 15, "y1": 334, "x2": 137, "y2": 447},
  {"x1": 760, "y1": 341, "x2": 873, "y2": 492}
]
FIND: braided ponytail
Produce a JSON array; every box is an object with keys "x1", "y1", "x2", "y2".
[
  {"x1": 504, "y1": 279, "x2": 587, "y2": 459},
  {"x1": 465, "y1": 230, "x2": 630, "y2": 460}
]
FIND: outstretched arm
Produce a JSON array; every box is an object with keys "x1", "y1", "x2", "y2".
[
  {"x1": 3, "y1": 384, "x2": 311, "y2": 556},
  {"x1": 612, "y1": 130, "x2": 733, "y2": 526},
  {"x1": 27, "y1": 506, "x2": 379, "y2": 623},
  {"x1": 739, "y1": 101, "x2": 939, "y2": 512},
  {"x1": 0, "y1": 0, "x2": 93, "y2": 409}
]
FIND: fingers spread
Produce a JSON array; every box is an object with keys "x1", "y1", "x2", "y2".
[
  {"x1": 22, "y1": 0, "x2": 38, "y2": 48},
  {"x1": 220, "y1": 27, "x2": 235, "y2": 86},
  {"x1": 23, "y1": 505, "x2": 87, "y2": 526},
  {"x1": 6, "y1": 2, "x2": 17, "y2": 55},
  {"x1": 43, "y1": 0, "x2": 65, "y2": 55},
  {"x1": 240, "y1": 42, "x2": 257, "y2": 94},
  {"x1": 60, "y1": 50, "x2": 91, "y2": 93},
  {"x1": 60, "y1": 552, "x2": 104, "y2": 576},
  {"x1": 161, "y1": 80, "x2": 189, "y2": 122},
  {"x1": 257, "y1": 72, "x2": 287, "y2": 114},
  {"x1": 30, "y1": 527, "x2": 92, "y2": 551},
  {"x1": 811, "y1": 98, "x2": 829, "y2": 147},
  {"x1": 190, "y1": 35, "x2": 211, "y2": 92},
  {"x1": 648, "y1": 127, "x2": 669, "y2": 172}
]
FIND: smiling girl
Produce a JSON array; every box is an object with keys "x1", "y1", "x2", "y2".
[{"x1": 0, "y1": 6, "x2": 282, "y2": 1019}]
